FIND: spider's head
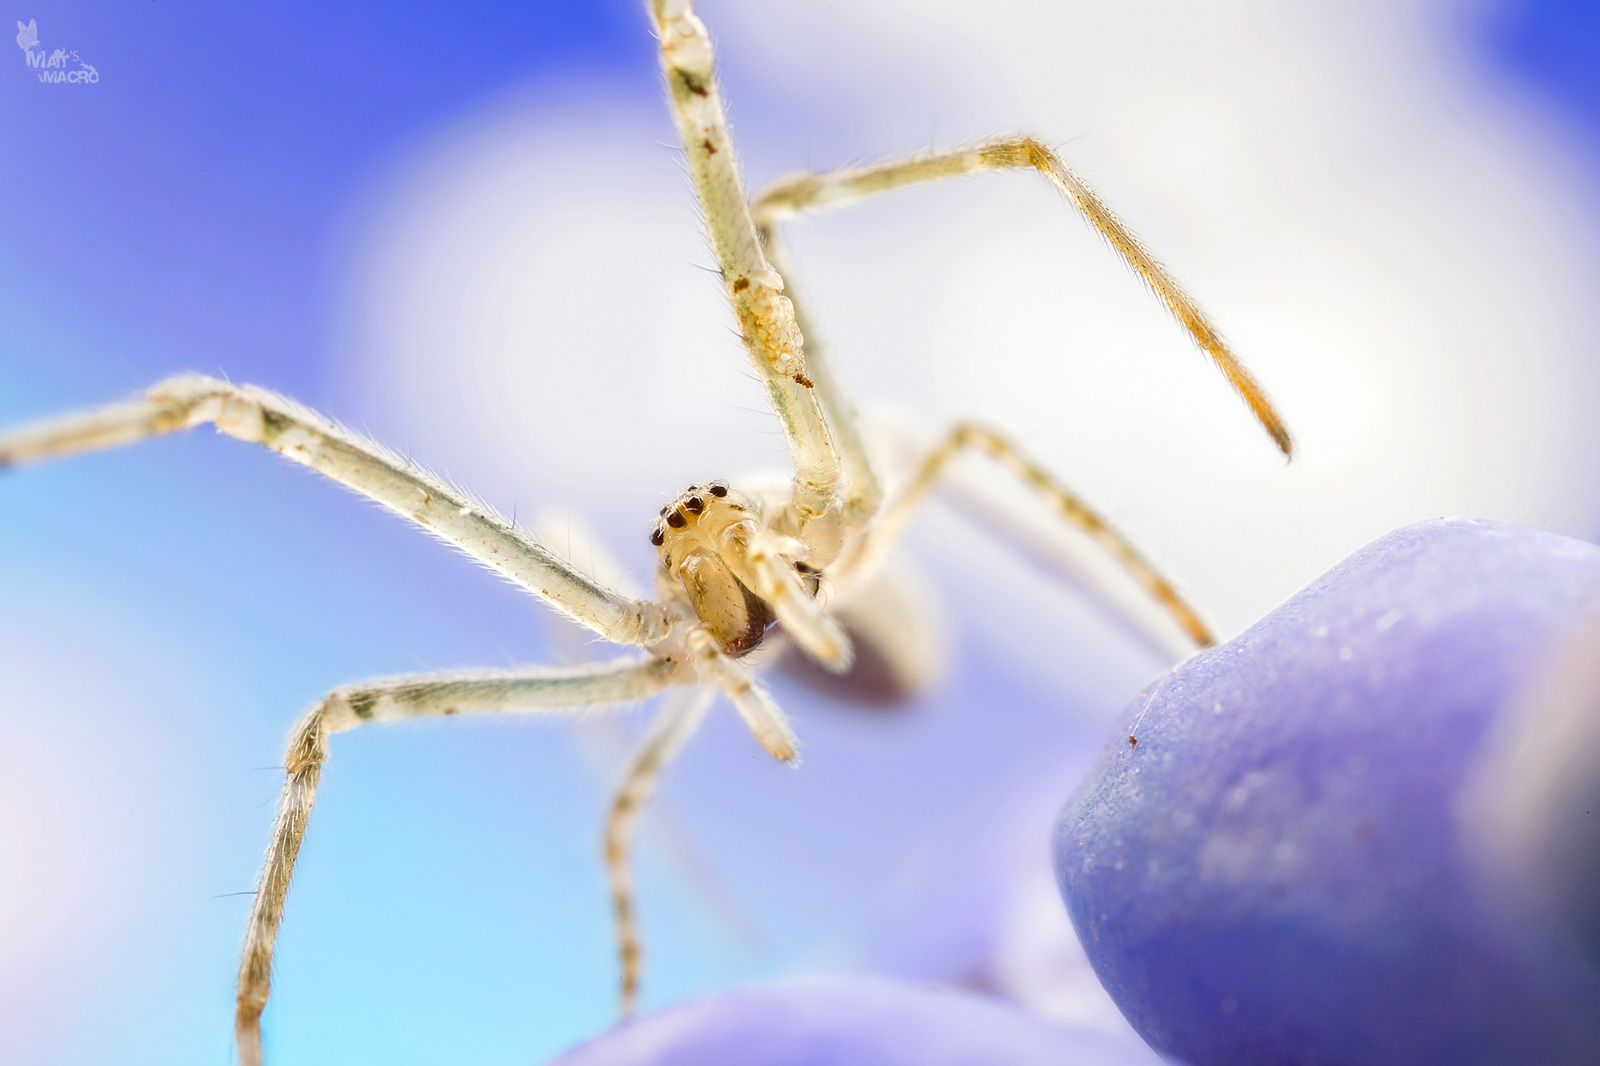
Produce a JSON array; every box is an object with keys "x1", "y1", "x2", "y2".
[
  {"x1": 650, "y1": 483, "x2": 739, "y2": 553},
  {"x1": 651, "y1": 482, "x2": 806, "y2": 657}
]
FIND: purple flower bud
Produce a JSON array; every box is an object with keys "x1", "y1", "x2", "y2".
[
  {"x1": 1055, "y1": 518, "x2": 1600, "y2": 1065},
  {"x1": 547, "y1": 976, "x2": 1169, "y2": 1065}
]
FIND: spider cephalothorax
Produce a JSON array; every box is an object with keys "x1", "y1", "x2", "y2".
[
  {"x1": 652, "y1": 482, "x2": 826, "y2": 657},
  {"x1": 654, "y1": 483, "x2": 772, "y2": 655}
]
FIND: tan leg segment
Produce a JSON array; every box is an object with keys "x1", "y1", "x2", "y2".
[
  {"x1": 684, "y1": 625, "x2": 800, "y2": 763},
  {"x1": 738, "y1": 529, "x2": 853, "y2": 672},
  {"x1": 837, "y1": 423, "x2": 1214, "y2": 648},
  {"x1": 756, "y1": 227, "x2": 884, "y2": 526},
  {"x1": 752, "y1": 137, "x2": 1293, "y2": 458},
  {"x1": 647, "y1": 0, "x2": 843, "y2": 541},
  {"x1": 233, "y1": 657, "x2": 683, "y2": 1066},
  {"x1": 0, "y1": 376, "x2": 671, "y2": 646},
  {"x1": 603, "y1": 687, "x2": 715, "y2": 1017}
]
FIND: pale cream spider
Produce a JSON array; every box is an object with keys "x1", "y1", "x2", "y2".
[{"x1": 0, "y1": 1, "x2": 1290, "y2": 1062}]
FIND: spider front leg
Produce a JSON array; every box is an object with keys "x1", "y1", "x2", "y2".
[
  {"x1": 836, "y1": 422, "x2": 1215, "y2": 649},
  {"x1": 233, "y1": 657, "x2": 685, "y2": 1066},
  {"x1": 755, "y1": 225, "x2": 883, "y2": 527},
  {"x1": 752, "y1": 137, "x2": 1294, "y2": 458},
  {"x1": 0, "y1": 375, "x2": 669, "y2": 646},
  {"x1": 648, "y1": 0, "x2": 844, "y2": 554}
]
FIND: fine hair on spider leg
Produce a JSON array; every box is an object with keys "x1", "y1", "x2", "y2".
[
  {"x1": 751, "y1": 136, "x2": 1293, "y2": 460},
  {"x1": 0, "y1": 1, "x2": 1293, "y2": 1061}
]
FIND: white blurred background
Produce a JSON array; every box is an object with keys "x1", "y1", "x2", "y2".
[{"x1": 343, "y1": 0, "x2": 1600, "y2": 639}]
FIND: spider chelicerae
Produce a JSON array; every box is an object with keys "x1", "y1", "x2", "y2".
[{"x1": 0, "y1": 1, "x2": 1291, "y2": 1062}]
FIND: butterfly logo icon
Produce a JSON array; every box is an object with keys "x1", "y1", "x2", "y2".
[{"x1": 16, "y1": 19, "x2": 38, "y2": 51}]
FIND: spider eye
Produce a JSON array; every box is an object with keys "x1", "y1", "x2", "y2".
[
  {"x1": 709, "y1": 484, "x2": 728, "y2": 498},
  {"x1": 659, "y1": 505, "x2": 670, "y2": 516},
  {"x1": 685, "y1": 495, "x2": 705, "y2": 514},
  {"x1": 650, "y1": 527, "x2": 665, "y2": 546},
  {"x1": 667, "y1": 511, "x2": 687, "y2": 529}
]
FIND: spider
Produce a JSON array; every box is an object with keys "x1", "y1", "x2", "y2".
[{"x1": 0, "y1": 1, "x2": 1290, "y2": 1063}]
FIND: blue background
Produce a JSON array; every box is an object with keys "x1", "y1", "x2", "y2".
[{"x1": 2, "y1": 2, "x2": 1598, "y2": 1064}]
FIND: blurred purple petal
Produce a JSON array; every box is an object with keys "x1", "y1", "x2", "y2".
[
  {"x1": 547, "y1": 975, "x2": 1171, "y2": 1066},
  {"x1": 1055, "y1": 518, "x2": 1600, "y2": 1065},
  {"x1": 1468, "y1": 607, "x2": 1600, "y2": 974}
]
